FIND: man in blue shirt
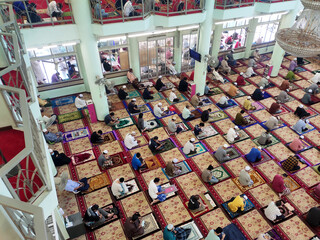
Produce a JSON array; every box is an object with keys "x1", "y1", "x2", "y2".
[
  {"x1": 131, "y1": 153, "x2": 147, "y2": 172},
  {"x1": 43, "y1": 129, "x2": 63, "y2": 143},
  {"x1": 245, "y1": 146, "x2": 262, "y2": 163}
]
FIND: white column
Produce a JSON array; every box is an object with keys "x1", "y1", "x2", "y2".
[
  {"x1": 174, "y1": 31, "x2": 182, "y2": 73},
  {"x1": 244, "y1": 18, "x2": 259, "y2": 58},
  {"x1": 70, "y1": 0, "x2": 109, "y2": 120},
  {"x1": 128, "y1": 37, "x2": 141, "y2": 80},
  {"x1": 194, "y1": 0, "x2": 215, "y2": 95},
  {"x1": 211, "y1": 24, "x2": 223, "y2": 58}
]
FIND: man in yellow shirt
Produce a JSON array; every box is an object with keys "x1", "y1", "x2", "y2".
[
  {"x1": 243, "y1": 96, "x2": 256, "y2": 110},
  {"x1": 227, "y1": 195, "x2": 247, "y2": 213}
]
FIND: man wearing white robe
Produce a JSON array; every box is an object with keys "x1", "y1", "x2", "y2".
[
  {"x1": 226, "y1": 126, "x2": 239, "y2": 143},
  {"x1": 75, "y1": 94, "x2": 87, "y2": 110},
  {"x1": 183, "y1": 138, "x2": 197, "y2": 155},
  {"x1": 111, "y1": 178, "x2": 129, "y2": 197},
  {"x1": 124, "y1": 131, "x2": 138, "y2": 149}
]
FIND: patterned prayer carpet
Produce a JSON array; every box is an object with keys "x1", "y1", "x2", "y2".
[
  {"x1": 232, "y1": 171, "x2": 265, "y2": 192},
  {"x1": 51, "y1": 54, "x2": 320, "y2": 240},
  {"x1": 162, "y1": 161, "x2": 192, "y2": 180},
  {"x1": 221, "y1": 194, "x2": 255, "y2": 219}
]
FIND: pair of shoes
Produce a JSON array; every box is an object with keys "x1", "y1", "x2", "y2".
[{"x1": 73, "y1": 190, "x2": 80, "y2": 194}]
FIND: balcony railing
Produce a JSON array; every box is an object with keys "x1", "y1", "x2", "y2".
[
  {"x1": 91, "y1": 0, "x2": 204, "y2": 24},
  {"x1": 1, "y1": 0, "x2": 74, "y2": 29},
  {"x1": 215, "y1": 0, "x2": 294, "y2": 9}
]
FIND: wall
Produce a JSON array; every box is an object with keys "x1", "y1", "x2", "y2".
[
  {"x1": 38, "y1": 83, "x2": 86, "y2": 99},
  {"x1": 0, "y1": 93, "x2": 15, "y2": 129}
]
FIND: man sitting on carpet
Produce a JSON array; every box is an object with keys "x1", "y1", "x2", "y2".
[
  {"x1": 183, "y1": 138, "x2": 197, "y2": 155},
  {"x1": 131, "y1": 152, "x2": 147, "y2": 172},
  {"x1": 154, "y1": 103, "x2": 168, "y2": 118},
  {"x1": 268, "y1": 102, "x2": 282, "y2": 114},
  {"x1": 264, "y1": 201, "x2": 284, "y2": 222},
  {"x1": 279, "y1": 80, "x2": 290, "y2": 91},
  {"x1": 124, "y1": 131, "x2": 140, "y2": 149},
  {"x1": 168, "y1": 117, "x2": 183, "y2": 135},
  {"x1": 294, "y1": 104, "x2": 310, "y2": 118},
  {"x1": 289, "y1": 136, "x2": 305, "y2": 152},
  {"x1": 265, "y1": 116, "x2": 281, "y2": 130},
  {"x1": 214, "y1": 144, "x2": 230, "y2": 163},
  {"x1": 217, "y1": 96, "x2": 230, "y2": 108},
  {"x1": 228, "y1": 195, "x2": 247, "y2": 213},
  {"x1": 285, "y1": 71, "x2": 295, "y2": 81},
  {"x1": 178, "y1": 77, "x2": 189, "y2": 92},
  {"x1": 226, "y1": 126, "x2": 239, "y2": 143},
  {"x1": 236, "y1": 72, "x2": 246, "y2": 86},
  {"x1": 201, "y1": 108, "x2": 214, "y2": 122},
  {"x1": 248, "y1": 56, "x2": 257, "y2": 68},
  {"x1": 234, "y1": 110, "x2": 248, "y2": 126},
  {"x1": 205, "y1": 227, "x2": 226, "y2": 240},
  {"x1": 149, "y1": 177, "x2": 166, "y2": 205},
  {"x1": 245, "y1": 146, "x2": 262, "y2": 163},
  {"x1": 204, "y1": 82, "x2": 214, "y2": 95},
  {"x1": 41, "y1": 108, "x2": 57, "y2": 128},
  {"x1": 90, "y1": 130, "x2": 104, "y2": 144},
  {"x1": 169, "y1": 88, "x2": 180, "y2": 102},
  {"x1": 258, "y1": 76, "x2": 270, "y2": 89},
  {"x1": 165, "y1": 158, "x2": 182, "y2": 177},
  {"x1": 306, "y1": 207, "x2": 320, "y2": 227},
  {"x1": 212, "y1": 69, "x2": 225, "y2": 83},
  {"x1": 75, "y1": 94, "x2": 87, "y2": 110},
  {"x1": 239, "y1": 166, "x2": 254, "y2": 187},
  {"x1": 258, "y1": 129, "x2": 272, "y2": 145},
  {"x1": 201, "y1": 165, "x2": 219, "y2": 184},
  {"x1": 142, "y1": 86, "x2": 154, "y2": 100},
  {"x1": 277, "y1": 89, "x2": 291, "y2": 103},
  {"x1": 128, "y1": 99, "x2": 140, "y2": 114},
  {"x1": 281, "y1": 155, "x2": 300, "y2": 172},
  {"x1": 83, "y1": 204, "x2": 115, "y2": 228},
  {"x1": 98, "y1": 150, "x2": 113, "y2": 169},
  {"x1": 43, "y1": 129, "x2": 63, "y2": 143},
  {"x1": 49, "y1": 149, "x2": 71, "y2": 166},
  {"x1": 301, "y1": 89, "x2": 314, "y2": 105},
  {"x1": 149, "y1": 136, "x2": 165, "y2": 152},
  {"x1": 243, "y1": 96, "x2": 256, "y2": 111},
  {"x1": 190, "y1": 93, "x2": 203, "y2": 107},
  {"x1": 227, "y1": 84, "x2": 239, "y2": 98},
  {"x1": 188, "y1": 195, "x2": 207, "y2": 212},
  {"x1": 292, "y1": 119, "x2": 309, "y2": 133},
  {"x1": 272, "y1": 174, "x2": 291, "y2": 197},
  {"x1": 305, "y1": 82, "x2": 320, "y2": 95},
  {"x1": 111, "y1": 177, "x2": 133, "y2": 198},
  {"x1": 65, "y1": 178, "x2": 91, "y2": 194},
  {"x1": 251, "y1": 86, "x2": 264, "y2": 101},
  {"x1": 194, "y1": 123, "x2": 207, "y2": 139},
  {"x1": 163, "y1": 224, "x2": 191, "y2": 240},
  {"x1": 124, "y1": 212, "x2": 145, "y2": 238},
  {"x1": 182, "y1": 105, "x2": 195, "y2": 120},
  {"x1": 127, "y1": 68, "x2": 138, "y2": 84},
  {"x1": 104, "y1": 112, "x2": 119, "y2": 126},
  {"x1": 155, "y1": 76, "x2": 166, "y2": 91},
  {"x1": 118, "y1": 86, "x2": 128, "y2": 100},
  {"x1": 243, "y1": 66, "x2": 256, "y2": 78}
]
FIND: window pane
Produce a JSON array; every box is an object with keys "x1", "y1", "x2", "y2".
[
  {"x1": 100, "y1": 48, "x2": 129, "y2": 73},
  {"x1": 34, "y1": 48, "x2": 51, "y2": 57},
  {"x1": 220, "y1": 28, "x2": 246, "y2": 51},
  {"x1": 66, "y1": 45, "x2": 74, "y2": 52},
  {"x1": 51, "y1": 46, "x2": 67, "y2": 55},
  {"x1": 28, "y1": 51, "x2": 35, "y2": 58}
]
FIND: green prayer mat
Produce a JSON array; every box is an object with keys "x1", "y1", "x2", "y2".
[
  {"x1": 58, "y1": 111, "x2": 83, "y2": 124},
  {"x1": 152, "y1": 139, "x2": 176, "y2": 154},
  {"x1": 62, "y1": 12, "x2": 72, "y2": 17},
  {"x1": 252, "y1": 134, "x2": 280, "y2": 148},
  {"x1": 127, "y1": 90, "x2": 141, "y2": 99},
  {"x1": 209, "y1": 111, "x2": 229, "y2": 122},
  {"x1": 211, "y1": 87, "x2": 223, "y2": 95},
  {"x1": 106, "y1": 11, "x2": 120, "y2": 17},
  {"x1": 184, "y1": 142, "x2": 207, "y2": 157},
  {"x1": 312, "y1": 165, "x2": 320, "y2": 175},
  {"x1": 166, "y1": 93, "x2": 187, "y2": 105},
  {"x1": 113, "y1": 117, "x2": 134, "y2": 129},
  {"x1": 212, "y1": 166, "x2": 231, "y2": 181},
  {"x1": 231, "y1": 90, "x2": 246, "y2": 99},
  {"x1": 144, "y1": 92, "x2": 163, "y2": 103},
  {"x1": 137, "y1": 105, "x2": 150, "y2": 113}
]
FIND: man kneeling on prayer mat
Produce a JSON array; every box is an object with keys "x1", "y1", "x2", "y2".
[
  {"x1": 294, "y1": 104, "x2": 310, "y2": 118},
  {"x1": 111, "y1": 177, "x2": 133, "y2": 198},
  {"x1": 245, "y1": 146, "x2": 262, "y2": 163},
  {"x1": 149, "y1": 177, "x2": 166, "y2": 205},
  {"x1": 258, "y1": 129, "x2": 272, "y2": 145},
  {"x1": 98, "y1": 150, "x2": 113, "y2": 169},
  {"x1": 90, "y1": 130, "x2": 104, "y2": 144},
  {"x1": 217, "y1": 96, "x2": 230, "y2": 108},
  {"x1": 165, "y1": 158, "x2": 182, "y2": 177},
  {"x1": 201, "y1": 165, "x2": 219, "y2": 184},
  {"x1": 124, "y1": 131, "x2": 140, "y2": 150},
  {"x1": 163, "y1": 223, "x2": 191, "y2": 240},
  {"x1": 149, "y1": 136, "x2": 165, "y2": 152},
  {"x1": 264, "y1": 201, "x2": 284, "y2": 222},
  {"x1": 188, "y1": 195, "x2": 207, "y2": 212},
  {"x1": 281, "y1": 155, "x2": 301, "y2": 172},
  {"x1": 168, "y1": 117, "x2": 183, "y2": 135},
  {"x1": 243, "y1": 96, "x2": 256, "y2": 111},
  {"x1": 49, "y1": 149, "x2": 71, "y2": 166},
  {"x1": 183, "y1": 138, "x2": 197, "y2": 155},
  {"x1": 214, "y1": 144, "x2": 230, "y2": 163},
  {"x1": 64, "y1": 178, "x2": 91, "y2": 194},
  {"x1": 83, "y1": 204, "x2": 114, "y2": 228},
  {"x1": 226, "y1": 126, "x2": 239, "y2": 143},
  {"x1": 239, "y1": 166, "x2": 254, "y2": 187},
  {"x1": 194, "y1": 123, "x2": 207, "y2": 139},
  {"x1": 205, "y1": 227, "x2": 226, "y2": 240},
  {"x1": 131, "y1": 152, "x2": 147, "y2": 172},
  {"x1": 234, "y1": 110, "x2": 248, "y2": 126},
  {"x1": 124, "y1": 212, "x2": 145, "y2": 238},
  {"x1": 154, "y1": 102, "x2": 169, "y2": 118},
  {"x1": 228, "y1": 195, "x2": 247, "y2": 213}
]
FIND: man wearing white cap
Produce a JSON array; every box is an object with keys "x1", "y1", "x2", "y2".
[
  {"x1": 258, "y1": 129, "x2": 272, "y2": 146},
  {"x1": 43, "y1": 128, "x2": 63, "y2": 143},
  {"x1": 165, "y1": 158, "x2": 182, "y2": 177},
  {"x1": 258, "y1": 76, "x2": 270, "y2": 89},
  {"x1": 167, "y1": 60, "x2": 178, "y2": 76},
  {"x1": 118, "y1": 85, "x2": 128, "y2": 100},
  {"x1": 301, "y1": 89, "x2": 313, "y2": 105},
  {"x1": 243, "y1": 66, "x2": 256, "y2": 78},
  {"x1": 182, "y1": 105, "x2": 194, "y2": 120},
  {"x1": 236, "y1": 72, "x2": 246, "y2": 86},
  {"x1": 163, "y1": 223, "x2": 191, "y2": 240},
  {"x1": 75, "y1": 94, "x2": 87, "y2": 110},
  {"x1": 243, "y1": 96, "x2": 256, "y2": 111},
  {"x1": 128, "y1": 99, "x2": 140, "y2": 114},
  {"x1": 98, "y1": 150, "x2": 113, "y2": 169},
  {"x1": 248, "y1": 56, "x2": 257, "y2": 68},
  {"x1": 239, "y1": 166, "x2": 254, "y2": 187},
  {"x1": 183, "y1": 138, "x2": 197, "y2": 155},
  {"x1": 217, "y1": 95, "x2": 230, "y2": 108},
  {"x1": 124, "y1": 131, "x2": 139, "y2": 150},
  {"x1": 265, "y1": 116, "x2": 281, "y2": 130},
  {"x1": 169, "y1": 88, "x2": 179, "y2": 103},
  {"x1": 294, "y1": 104, "x2": 310, "y2": 118},
  {"x1": 252, "y1": 86, "x2": 264, "y2": 101},
  {"x1": 245, "y1": 146, "x2": 262, "y2": 163},
  {"x1": 154, "y1": 102, "x2": 165, "y2": 118},
  {"x1": 155, "y1": 76, "x2": 166, "y2": 91},
  {"x1": 214, "y1": 144, "x2": 230, "y2": 163},
  {"x1": 292, "y1": 118, "x2": 309, "y2": 133},
  {"x1": 277, "y1": 89, "x2": 291, "y2": 103},
  {"x1": 40, "y1": 108, "x2": 57, "y2": 128},
  {"x1": 226, "y1": 126, "x2": 239, "y2": 143}
]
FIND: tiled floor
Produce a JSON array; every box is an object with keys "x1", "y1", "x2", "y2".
[{"x1": 50, "y1": 54, "x2": 320, "y2": 240}]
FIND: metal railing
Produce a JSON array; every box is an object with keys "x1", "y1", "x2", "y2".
[
  {"x1": 1, "y1": 0, "x2": 74, "y2": 29},
  {"x1": 91, "y1": 0, "x2": 204, "y2": 24},
  {"x1": 214, "y1": 0, "x2": 294, "y2": 9}
]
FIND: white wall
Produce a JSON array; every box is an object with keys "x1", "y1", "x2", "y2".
[{"x1": 0, "y1": 93, "x2": 15, "y2": 129}]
